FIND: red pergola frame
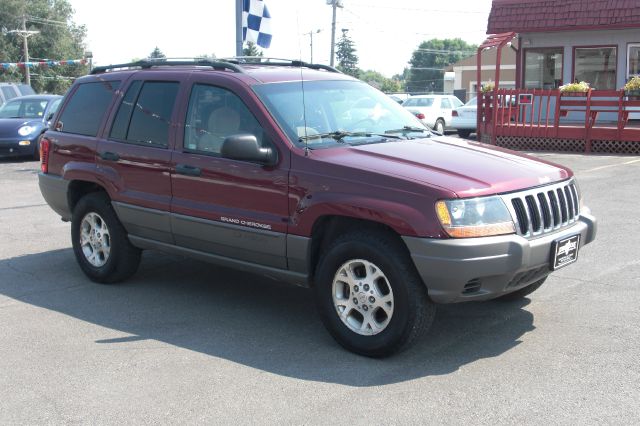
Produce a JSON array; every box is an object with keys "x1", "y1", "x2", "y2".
[{"x1": 476, "y1": 32, "x2": 516, "y2": 140}]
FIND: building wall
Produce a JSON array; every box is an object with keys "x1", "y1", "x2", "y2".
[
  {"x1": 451, "y1": 47, "x2": 517, "y2": 97},
  {"x1": 520, "y1": 28, "x2": 640, "y2": 89}
]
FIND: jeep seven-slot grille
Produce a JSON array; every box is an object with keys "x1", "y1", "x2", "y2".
[{"x1": 502, "y1": 180, "x2": 580, "y2": 238}]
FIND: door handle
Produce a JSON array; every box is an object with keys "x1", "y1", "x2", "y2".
[
  {"x1": 99, "y1": 151, "x2": 120, "y2": 161},
  {"x1": 175, "y1": 164, "x2": 202, "y2": 177}
]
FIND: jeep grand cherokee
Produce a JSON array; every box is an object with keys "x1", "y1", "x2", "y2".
[{"x1": 39, "y1": 59, "x2": 596, "y2": 357}]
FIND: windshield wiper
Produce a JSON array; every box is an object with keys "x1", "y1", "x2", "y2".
[
  {"x1": 299, "y1": 130, "x2": 403, "y2": 143},
  {"x1": 385, "y1": 125, "x2": 431, "y2": 135}
]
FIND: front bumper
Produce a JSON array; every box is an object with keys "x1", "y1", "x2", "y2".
[
  {"x1": 0, "y1": 137, "x2": 37, "y2": 157},
  {"x1": 403, "y1": 213, "x2": 597, "y2": 303}
]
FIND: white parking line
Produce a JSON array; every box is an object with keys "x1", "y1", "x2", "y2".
[{"x1": 583, "y1": 158, "x2": 640, "y2": 173}]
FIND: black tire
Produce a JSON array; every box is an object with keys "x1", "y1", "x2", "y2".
[
  {"x1": 314, "y1": 230, "x2": 435, "y2": 357},
  {"x1": 433, "y1": 119, "x2": 445, "y2": 134},
  {"x1": 71, "y1": 192, "x2": 141, "y2": 284},
  {"x1": 457, "y1": 129, "x2": 472, "y2": 139},
  {"x1": 33, "y1": 134, "x2": 42, "y2": 161},
  {"x1": 499, "y1": 277, "x2": 547, "y2": 301}
]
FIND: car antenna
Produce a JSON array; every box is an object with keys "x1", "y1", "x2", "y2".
[{"x1": 296, "y1": 16, "x2": 310, "y2": 157}]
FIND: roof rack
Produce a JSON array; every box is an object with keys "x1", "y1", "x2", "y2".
[
  {"x1": 90, "y1": 59, "x2": 245, "y2": 75},
  {"x1": 220, "y1": 56, "x2": 342, "y2": 74}
]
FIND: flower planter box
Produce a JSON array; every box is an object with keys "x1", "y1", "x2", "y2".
[
  {"x1": 625, "y1": 90, "x2": 640, "y2": 100},
  {"x1": 561, "y1": 91, "x2": 588, "y2": 97}
]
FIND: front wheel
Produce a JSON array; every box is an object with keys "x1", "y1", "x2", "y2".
[
  {"x1": 433, "y1": 119, "x2": 445, "y2": 134},
  {"x1": 71, "y1": 192, "x2": 141, "y2": 283},
  {"x1": 33, "y1": 134, "x2": 43, "y2": 161},
  {"x1": 314, "y1": 231, "x2": 435, "y2": 357}
]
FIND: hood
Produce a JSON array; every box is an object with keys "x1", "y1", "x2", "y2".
[
  {"x1": 313, "y1": 136, "x2": 571, "y2": 197},
  {"x1": 0, "y1": 118, "x2": 44, "y2": 138}
]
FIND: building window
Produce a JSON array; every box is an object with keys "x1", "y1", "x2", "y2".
[
  {"x1": 628, "y1": 43, "x2": 640, "y2": 79},
  {"x1": 574, "y1": 47, "x2": 617, "y2": 90},
  {"x1": 524, "y1": 48, "x2": 563, "y2": 89}
]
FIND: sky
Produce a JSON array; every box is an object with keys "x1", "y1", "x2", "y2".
[{"x1": 69, "y1": 0, "x2": 493, "y2": 78}]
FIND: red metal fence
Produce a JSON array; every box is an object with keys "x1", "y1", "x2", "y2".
[{"x1": 478, "y1": 89, "x2": 640, "y2": 153}]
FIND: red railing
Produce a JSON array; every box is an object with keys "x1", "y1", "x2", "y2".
[{"x1": 478, "y1": 89, "x2": 640, "y2": 152}]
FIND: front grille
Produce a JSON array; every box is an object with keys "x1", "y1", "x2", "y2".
[{"x1": 501, "y1": 179, "x2": 580, "y2": 238}]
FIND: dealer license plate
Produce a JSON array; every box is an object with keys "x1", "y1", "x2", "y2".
[{"x1": 551, "y1": 234, "x2": 581, "y2": 270}]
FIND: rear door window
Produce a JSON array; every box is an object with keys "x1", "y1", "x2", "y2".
[
  {"x1": 110, "y1": 81, "x2": 179, "y2": 148},
  {"x1": 57, "y1": 81, "x2": 120, "y2": 136},
  {"x1": 441, "y1": 98, "x2": 452, "y2": 109}
]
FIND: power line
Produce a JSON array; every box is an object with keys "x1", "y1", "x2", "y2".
[{"x1": 347, "y1": 3, "x2": 487, "y2": 14}]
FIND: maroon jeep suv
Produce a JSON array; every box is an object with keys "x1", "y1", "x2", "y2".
[{"x1": 39, "y1": 59, "x2": 596, "y2": 357}]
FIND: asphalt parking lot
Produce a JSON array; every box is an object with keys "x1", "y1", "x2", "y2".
[{"x1": 1, "y1": 153, "x2": 638, "y2": 424}]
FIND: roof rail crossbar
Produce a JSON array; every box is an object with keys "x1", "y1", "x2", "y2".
[
  {"x1": 90, "y1": 59, "x2": 245, "y2": 75},
  {"x1": 221, "y1": 57, "x2": 342, "y2": 74}
]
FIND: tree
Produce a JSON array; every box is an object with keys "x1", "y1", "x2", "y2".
[
  {"x1": 148, "y1": 46, "x2": 166, "y2": 59},
  {"x1": 0, "y1": 0, "x2": 88, "y2": 94},
  {"x1": 336, "y1": 29, "x2": 359, "y2": 78},
  {"x1": 406, "y1": 38, "x2": 477, "y2": 93},
  {"x1": 243, "y1": 42, "x2": 263, "y2": 57},
  {"x1": 359, "y1": 70, "x2": 402, "y2": 93}
]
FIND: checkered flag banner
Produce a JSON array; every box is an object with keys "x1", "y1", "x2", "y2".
[{"x1": 242, "y1": 0, "x2": 272, "y2": 49}]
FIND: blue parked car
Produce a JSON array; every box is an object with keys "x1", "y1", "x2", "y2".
[{"x1": 0, "y1": 94, "x2": 62, "y2": 160}]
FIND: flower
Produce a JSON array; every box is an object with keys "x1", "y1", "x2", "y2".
[
  {"x1": 624, "y1": 76, "x2": 640, "y2": 91},
  {"x1": 481, "y1": 82, "x2": 495, "y2": 93},
  {"x1": 559, "y1": 81, "x2": 590, "y2": 93}
]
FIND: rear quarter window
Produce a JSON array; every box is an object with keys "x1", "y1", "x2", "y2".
[
  {"x1": 57, "y1": 81, "x2": 120, "y2": 136},
  {"x1": 1, "y1": 86, "x2": 17, "y2": 101}
]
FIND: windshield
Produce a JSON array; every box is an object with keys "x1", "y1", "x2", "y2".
[
  {"x1": 0, "y1": 98, "x2": 48, "y2": 119},
  {"x1": 403, "y1": 97, "x2": 435, "y2": 107},
  {"x1": 465, "y1": 97, "x2": 477, "y2": 107},
  {"x1": 253, "y1": 80, "x2": 429, "y2": 147}
]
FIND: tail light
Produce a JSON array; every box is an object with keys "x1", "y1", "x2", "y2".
[
  {"x1": 452, "y1": 110, "x2": 459, "y2": 117},
  {"x1": 415, "y1": 113, "x2": 425, "y2": 120},
  {"x1": 40, "y1": 137, "x2": 51, "y2": 173}
]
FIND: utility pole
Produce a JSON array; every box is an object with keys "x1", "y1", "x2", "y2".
[
  {"x1": 7, "y1": 15, "x2": 39, "y2": 86},
  {"x1": 327, "y1": 0, "x2": 343, "y2": 67},
  {"x1": 305, "y1": 29, "x2": 321, "y2": 63}
]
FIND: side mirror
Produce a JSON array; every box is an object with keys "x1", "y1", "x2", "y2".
[{"x1": 221, "y1": 134, "x2": 276, "y2": 165}]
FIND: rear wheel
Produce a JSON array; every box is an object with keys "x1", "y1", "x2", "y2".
[
  {"x1": 314, "y1": 230, "x2": 435, "y2": 357},
  {"x1": 71, "y1": 192, "x2": 141, "y2": 283},
  {"x1": 499, "y1": 277, "x2": 547, "y2": 301},
  {"x1": 433, "y1": 119, "x2": 445, "y2": 134}
]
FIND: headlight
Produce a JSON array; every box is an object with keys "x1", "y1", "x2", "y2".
[
  {"x1": 435, "y1": 196, "x2": 515, "y2": 238},
  {"x1": 18, "y1": 125, "x2": 36, "y2": 136}
]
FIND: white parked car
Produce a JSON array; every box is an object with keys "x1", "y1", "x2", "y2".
[
  {"x1": 402, "y1": 95, "x2": 464, "y2": 134},
  {"x1": 451, "y1": 97, "x2": 477, "y2": 139}
]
